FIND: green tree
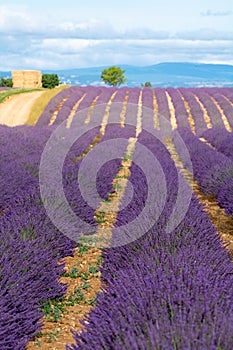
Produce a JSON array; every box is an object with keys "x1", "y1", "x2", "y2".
[
  {"x1": 101, "y1": 66, "x2": 126, "y2": 86},
  {"x1": 0, "y1": 77, "x2": 13, "y2": 87},
  {"x1": 42, "y1": 74, "x2": 60, "y2": 89},
  {"x1": 141, "y1": 82, "x2": 152, "y2": 87}
]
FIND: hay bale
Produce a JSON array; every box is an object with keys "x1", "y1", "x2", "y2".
[{"x1": 12, "y1": 70, "x2": 42, "y2": 89}]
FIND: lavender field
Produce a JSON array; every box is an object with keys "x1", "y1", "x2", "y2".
[{"x1": 1, "y1": 86, "x2": 233, "y2": 350}]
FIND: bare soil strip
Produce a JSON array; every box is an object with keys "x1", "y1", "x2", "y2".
[
  {"x1": 165, "y1": 91, "x2": 177, "y2": 130},
  {"x1": 99, "y1": 91, "x2": 118, "y2": 135},
  {"x1": 84, "y1": 94, "x2": 101, "y2": 125},
  {"x1": 26, "y1": 247, "x2": 102, "y2": 350},
  {"x1": 209, "y1": 96, "x2": 232, "y2": 132},
  {"x1": 86, "y1": 90, "x2": 143, "y2": 247},
  {"x1": 27, "y1": 90, "x2": 122, "y2": 349},
  {"x1": 120, "y1": 91, "x2": 129, "y2": 127},
  {"x1": 198, "y1": 137, "x2": 215, "y2": 149},
  {"x1": 165, "y1": 138, "x2": 233, "y2": 256},
  {"x1": 152, "y1": 90, "x2": 159, "y2": 129},
  {"x1": 0, "y1": 91, "x2": 45, "y2": 127},
  {"x1": 221, "y1": 94, "x2": 233, "y2": 109},
  {"x1": 48, "y1": 97, "x2": 70, "y2": 126},
  {"x1": 73, "y1": 91, "x2": 117, "y2": 163},
  {"x1": 192, "y1": 93, "x2": 212, "y2": 129},
  {"x1": 178, "y1": 91, "x2": 196, "y2": 133},
  {"x1": 66, "y1": 93, "x2": 87, "y2": 129}
]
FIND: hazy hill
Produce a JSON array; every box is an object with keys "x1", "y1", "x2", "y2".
[{"x1": 1, "y1": 62, "x2": 233, "y2": 87}]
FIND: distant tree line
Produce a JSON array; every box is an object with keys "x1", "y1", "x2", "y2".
[
  {"x1": 0, "y1": 77, "x2": 13, "y2": 87},
  {"x1": 0, "y1": 73, "x2": 60, "y2": 89}
]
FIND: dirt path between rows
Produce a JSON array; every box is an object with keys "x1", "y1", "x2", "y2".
[{"x1": 0, "y1": 91, "x2": 45, "y2": 127}]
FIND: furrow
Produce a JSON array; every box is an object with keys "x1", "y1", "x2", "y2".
[
  {"x1": 120, "y1": 90, "x2": 129, "y2": 127},
  {"x1": 193, "y1": 94, "x2": 212, "y2": 129},
  {"x1": 210, "y1": 96, "x2": 232, "y2": 132},
  {"x1": 178, "y1": 91, "x2": 195, "y2": 133},
  {"x1": 165, "y1": 91, "x2": 177, "y2": 130},
  {"x1": 66, "y1": 93, "x2": 87, "y2": 129},
  {"x1": 152, "y1": 89, "x2": 159, "y2": 129},
  {"x1": 48, "y1": 96, "x2": 69, "y2": 126},
  {"x1": 164, "y1": 137, "x2": 233, "y2": 255}
]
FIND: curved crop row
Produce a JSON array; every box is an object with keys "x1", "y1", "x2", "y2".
[
  {"x1": 36, "y1": 87, "x2": 73, "y2": 126},
  {"x1": 176, "y1": 127, "x2": 233, "y2": 216},
  {"x1": 204, "y1": 88, "x2": 233, "y2": 130},
  {"x1": 201, "y1": 127, "x2": 233, "y2": 161},
  {"x1": 34, "y1": 87, "x2": 233, "y2": 135},
  {"x1": 166, "y1": 88, "x2": 190, "y2": 128},
  {"x1": 189, "y1": 88, "x2": 224, "y2": 128}
]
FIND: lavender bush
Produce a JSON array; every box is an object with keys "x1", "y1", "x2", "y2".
[
  {"x1": 176, "y1": 127, "x2": 233, "y2": 216},
  {"x1": 202, "y1": 127, "x2": 233, "y2": 161}
]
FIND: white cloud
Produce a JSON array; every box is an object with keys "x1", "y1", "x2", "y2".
[
  {"x1": 201, "y1": 10, "x2": 233, "y2": 17},
  {"x1": 0, "y1": 4, "x2": 233, "y2": 70}
]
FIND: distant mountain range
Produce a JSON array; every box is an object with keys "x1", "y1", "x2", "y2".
[{"x1": 1, "y1": 62, "x2": 233, "y2": 88}]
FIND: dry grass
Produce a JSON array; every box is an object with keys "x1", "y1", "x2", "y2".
[{"x1": 26, "y1": 85, "x2": 70, "y2": 126}]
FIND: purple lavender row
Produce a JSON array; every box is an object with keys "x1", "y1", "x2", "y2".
[
  {"x1": 0, "y1": 125, "x2": 77, "y2": 349},
  {"x1": 86, "y1": 124, "x2": 136, "y2": 202},
  {"x1": 127, "y1": 87, "x2": 141, "y2": 105},
  {"x1": 0, "y1": 123, "x2": 127, "y2": 348},
  {"x1": 115, "y1": 129, "x2": 178, "y2": 229},
  {"x1": 111, "y1": 87, "x2": 128, "y2": 103},
  {"x1": 204, "y1": 88, "x2": 233, "y2": 129},
  {"x1": 53, "y1": 87, "x2": 87, "y2": 126},
  {"x1": 123, "y1": 88, "x2": 140, "y2": 126},
  {"x1": 68, "y1": 129, "x2": 233, "y2": 349},
  {"x1": 220, "y1": 87, "x2": 233, "y2": 104},
  {"x1": 0, "y1": 100, "x2": 139, "y2": 348},
  {"x1": 154, "y1": 88, "x2": 171, "y2": 132},
  {"x1": 201, "y1": 127, "x2": 233, "y2": 161},
  {"x1": 0, "y1": 197, "x2": 72, "y2": 350},
  {"x1": 166, "y1": 87, "x2": 190, "y2": 128},
  {"x1": 176, "y1": 127, "x2": 233, "y2": 216},
  {"x1": 0, "y1": 123, "x2": 119, "y2": 347},
  {"x1": 75, "y1": 86, "x2": 102, "y2": 111},
  {"x1": 71, "y1": 86, "x2": 116, "y2": 127},
  {"x1": 141, "y1": 88, "x2": 155, "y2": 130},
  {"x1": 178, "y1": 88, "x2": 207, "y2": 135},
  {"x1": 94, "y1": 86, "x2": 117, "y2": 105},
  {"x1": 36, "y1": 87, "x2": 73, "y2": 126},
  {"x1": 62, "y1": 124, "x2": 136, "y2": 223},
  {"x1": 190, "y1": 88, "x2": 224, "y2": 128},
  {"x1": 141, "y1": 87, "x2": 153, "y2": 109}
]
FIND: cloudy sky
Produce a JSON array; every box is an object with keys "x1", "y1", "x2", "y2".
[{"x1": 0, "y1": 0, "x2": 233, "y2": 70}]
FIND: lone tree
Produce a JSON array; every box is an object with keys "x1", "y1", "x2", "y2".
[
  {"x1": 141, "y1": 82, "x2": 152, "y2": 87},
  {"x1": 101, "y1": 66, "x2": 126, "y2": 86},
  {"x1": 42, "y1": 73, "x2": 60, "y2": 88}
]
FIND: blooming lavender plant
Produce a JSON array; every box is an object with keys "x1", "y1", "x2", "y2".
[
  {"x1": 178, "y1": 88, "x2": 207, "y2": 135},
  {"x1": 176, "y1": 127, "x2": 233, "y2": 216},
  {"x1": 166, "y1": 87, "x2": 190, "y2": 128},
  {"x1": 36, "y1": 87, "x2": 73, "y2": 126},
  {"x1": 202, "y1": 127, "x2": 233, "y2": 161}
]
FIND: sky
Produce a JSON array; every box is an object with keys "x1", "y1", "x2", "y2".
[{"x1": 0, "y1": 0, "x2": 233, "y2": 70}]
